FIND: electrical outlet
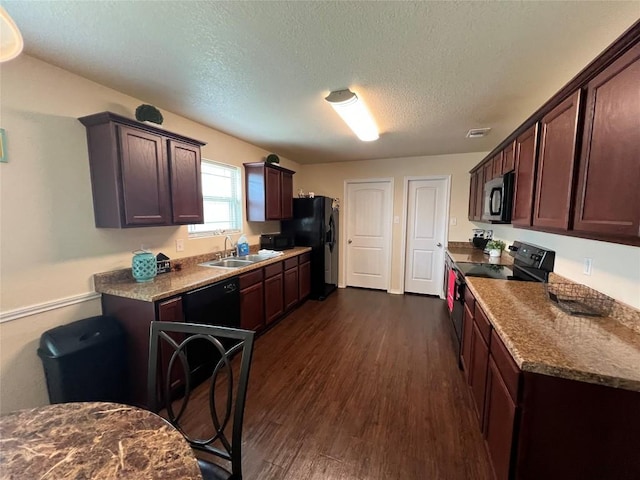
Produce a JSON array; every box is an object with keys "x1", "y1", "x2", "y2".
[
  {"x1": 394, "y1": 216, "x2": 400, "y2": 224},
  {"x1": 450, "y1": 217, "x2": 457, "y2": 226},
  {"x1": 583, "y1": 257, "x2": 592, "y2": 276},
  {"x1": 176, "y1": 239, "x2": 184, "y2": 252}
]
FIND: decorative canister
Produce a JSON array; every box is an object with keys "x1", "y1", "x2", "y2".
[{"x1": 132, "y1": 249, "x2": 157, "y2": 282}]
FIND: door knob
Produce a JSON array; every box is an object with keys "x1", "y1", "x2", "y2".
[
  {"x1": 348, "y1": 239, "x2": 353, "y2": 244},
  {"x1": 437, "y1": 242, "x2": 442, "y2": 247}
]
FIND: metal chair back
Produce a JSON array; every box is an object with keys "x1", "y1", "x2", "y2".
[{"x1": 147, "y1": 321, "x2": 255, "y2": 479}]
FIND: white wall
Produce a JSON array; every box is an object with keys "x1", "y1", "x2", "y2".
[{"x1": 0, "y1": 55, "x2": 300, "y2": 413}]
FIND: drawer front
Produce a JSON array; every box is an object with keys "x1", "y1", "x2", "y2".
[
  {"x1": 264, "y1": 261, "x2": 283, "y2": 279},
  {"x1": 474, "y1": 303, "x2": 492, "y2": 345},
  {"x1": 239, "y1": 269, "x2": 263, "y2": 289},
  {"x1": 284, "y1": 257, "x2": 298, "y2": 270},
  {"x1": 299, "y1": 252, "x2": 311, "y2": 264},
  {"x1": 490, "y1": 330, "x2": 521, "y2": 403},
  {"x1": 464, "y1": 287, "x2": 475, "y2": 310}
]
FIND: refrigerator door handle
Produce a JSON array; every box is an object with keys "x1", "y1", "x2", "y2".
[{"x1": 328, "y1": 214, "x2": 336, "y2": 252}]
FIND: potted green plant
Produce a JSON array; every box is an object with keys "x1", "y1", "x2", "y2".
[
  {"x1": 135, "y1": 104, "x2": 164, "y2": 125},
  {"x1": 486, "y1": 239, "x2": 506, "y2": 257}
]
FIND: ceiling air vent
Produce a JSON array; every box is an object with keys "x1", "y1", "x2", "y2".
[{"x1": 466, "y1": 128, "x2": 491, "y2": 138}]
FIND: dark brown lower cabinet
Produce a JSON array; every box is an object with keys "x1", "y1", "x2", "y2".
[
  {"x1": 299, "y1": 260, "x2": 311, "y2": 300},
  {"x1": 514, "y1": 374, "x2": 640, "y2": 480},
  {"x1": 298, "y1": 252, "x2": 312, "y2": 300},
  {"x1": 156, "y1": 297, "x2": 186, "y2": 399},
  {"x1": 460, "y1": 286, "x2": 640, "y2": 479},
  {"x1": 101, "y1": 293, "x2": 177, "y2": 407},
  {"x1": 283, "y1": 261, "x2": 299, "y2": 312},
  {"x1": 468, "y1": 322, "x2": 490, "y2": 428},
  {"x1": 283, "y1": 257, "x2": 299, "y2": 311},
  {"x1": 461, "y1": 302, "x2": 474, "y2": 380},
  {"x1": 264, "y1": 262, "x2": 284, "y2": 325},
  {"x1": 484, "y1": 356, "x2": 517, "y2": 480},
  {"x1": 239, "y1": 269, "x2": 264, "y2": 331}
]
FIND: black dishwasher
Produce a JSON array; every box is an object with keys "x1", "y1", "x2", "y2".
[{"x1": 182, "y1": 277, "x2": 240, "y2": 384}]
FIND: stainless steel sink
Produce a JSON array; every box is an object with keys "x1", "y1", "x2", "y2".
[
  {"x1": 199, "y1": 259, "x2": 254, "y2": 269},
  {"x1": 199, "y1": 251, "x2": 281, "y2": 269},
  {"x1": 237, "y1": 253, "x2": 279, "y2": 262}
]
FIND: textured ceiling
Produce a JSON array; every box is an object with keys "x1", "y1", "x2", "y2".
[{"x1": 3, "y1": 1, "x2": 639, "y2": 164}]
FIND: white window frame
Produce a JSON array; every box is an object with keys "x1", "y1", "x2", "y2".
[{"x1": 188, "y1": 159, "x2": 242, "y2": 238}]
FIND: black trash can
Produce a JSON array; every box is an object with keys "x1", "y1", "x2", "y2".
[{"x1": 38, "y1": 315, "x2": 128, "y2": 404}]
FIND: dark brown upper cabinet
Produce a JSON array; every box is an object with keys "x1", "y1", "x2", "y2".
[
  {"x1": 573, "y1": 42, "x2": 640, "y2": 239},
  {"x1": 475, "y1": 169, "x2": 485, "y2": 221},
  {"x1": 468, "y1": 168, "x2": 485, "y2": 222},
  {"x1": 169, "y1": 140, "x2": 203, "y2": 224},
  {"x1": 532, "y1": 90, "x2": 582, "y2": 231},
  {"x1": 468, "y1": 171, "x2": 478, "y2": 221},
  {"x1": 511, "y1": 124, "x2": 539, "y2": 227},
  {"x1": 483, "y1": 158, "x2": 494, "y2": 182},
  {"x1": 244, "y1": 162, "x2": 295, "y2": 221},
  {"x1": 492, "y1": 152, "x2": 504, "y2": 178},
  {"x1": 79, "y1": 112, "x2": 205, "y2": 228},
  {"x1": 468, "y1": 22, "x2": 640, "y2": 245},
  {"x1": 502, "y1": 141, "x2": 516, "y2": 173}
]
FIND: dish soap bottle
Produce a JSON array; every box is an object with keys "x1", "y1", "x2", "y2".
[{"x1": 236, "y1": 235, "x2": 249, "y2": 257}]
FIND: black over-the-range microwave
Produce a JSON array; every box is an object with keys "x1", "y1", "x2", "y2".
[
  {"x1": 260, "y1": 233, "x2": 295, "y2": 250},
  {"x1": 482, "y1": 171, "x2": 515, "y2": 223}
]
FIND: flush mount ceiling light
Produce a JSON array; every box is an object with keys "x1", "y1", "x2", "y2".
[
  {"x1": 325, "y1": 89, "x2": 379, "y2": 142},
  {"x1": 466, "y1": 128, "x2": 491, "y2": 139},
  {"x1": 0, "y1": 6, "x2": 24, "y2": 63}
]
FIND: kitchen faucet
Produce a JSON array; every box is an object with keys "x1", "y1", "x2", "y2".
[{"x1": 224, "y1": 235, "x2": 236, "y2": 258}]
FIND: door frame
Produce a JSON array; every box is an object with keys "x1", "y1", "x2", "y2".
[
  {"x1": 342, "y1": 178, "x2": 394, "y2": 292},
  {"x1": 399, "y1": 175, "x2": 451, "y2": 297}
]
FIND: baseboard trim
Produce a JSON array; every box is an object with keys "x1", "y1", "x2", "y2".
[{"x1": 0, "y1": 292, "x2": 102, "y2": 324}]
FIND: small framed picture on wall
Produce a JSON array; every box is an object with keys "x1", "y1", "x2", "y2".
[{"x1": 0, "y1": 128, "x2": 7, "y2": 163}]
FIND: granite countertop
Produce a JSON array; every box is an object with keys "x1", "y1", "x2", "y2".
[
  {"x1": 94, "y1": 246, "x2": 312, "y2": 302},
  {"x1": 465, "y1": 277, "x2": 640, "y2": 392},
  {"x1": 447, "y1": 245, "x2": 514, "y2": 266},
  {"x1": 0, "y1": 402, "x2": 202, "y2": 479}
]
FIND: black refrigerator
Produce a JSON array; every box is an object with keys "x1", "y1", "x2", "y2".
[{"x1": 281, "y1": 196, "x2": 338, "y2": 300}]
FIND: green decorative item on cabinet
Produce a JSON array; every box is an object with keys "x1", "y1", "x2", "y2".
[
  {"x1": 265, "y1": 153, "x2": 280, "y2": 164},
  {"x1": 135, "y1": 104, "x2": 164, "y2": 125}
]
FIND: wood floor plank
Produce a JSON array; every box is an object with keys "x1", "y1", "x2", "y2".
[{"x1": 187, "y1": 288, "x2": 494, "y2": 479}]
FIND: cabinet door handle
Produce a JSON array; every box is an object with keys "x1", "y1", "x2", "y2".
[
  {"x1": 437, "y1": 242, "x2": 443, "y2": 247},
  {"x1": 348, "y1": 239, "x2": 353, "y2": 244}
]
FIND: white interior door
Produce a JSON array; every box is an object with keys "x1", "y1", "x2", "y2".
[
  {"x1": 404, "y1": 177, "x2": 448, "y2": 295},
  {"x1": 345, "y1": 180, "x2": 392, "y2": 290}
]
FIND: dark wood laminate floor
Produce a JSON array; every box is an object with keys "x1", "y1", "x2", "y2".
[{"x1": 188, "y1": 288, "x2": 494, "y2": 480}]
